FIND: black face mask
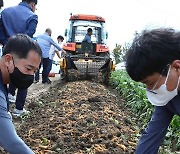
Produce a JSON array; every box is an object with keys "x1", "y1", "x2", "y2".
[
  {"x1": 8, "y1": 58, "x2": 34, "y2": 89},
  {"x1": 9, "y1": 67, "x2": 34, "y2": 89}
]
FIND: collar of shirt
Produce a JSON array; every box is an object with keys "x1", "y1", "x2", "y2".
[
  {"x1": 18, "y1": 2, "x2": 32, "y2": 11},
  {"x1": 44, "y1": 32, "x2": 49, "y2": 36}
]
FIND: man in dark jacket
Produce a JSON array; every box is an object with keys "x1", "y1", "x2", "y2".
[
  {"x1": 125, "y1": 28, "x2": 180, "y2": 154},
  {"x1": 1, "y1": 0, "x2": 38, "y2": 116},
  {"x1": 0, "y1": 34, "x2": 41, "y2": 153},
  {"x1": 2, "y1": 0, "x2": 37, "y2": 38}
]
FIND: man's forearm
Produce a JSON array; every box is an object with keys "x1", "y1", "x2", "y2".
[
  {"x1": 25, "y1": 19, "x2": 38, "y2": 38},
  {"x1": 0, "y1": 111, "x2": 34, "y2": 154}
]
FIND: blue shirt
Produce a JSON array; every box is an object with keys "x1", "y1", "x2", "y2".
[
  {"x1": 83, "y1": 33, "x2": 91, "y2": 43},
  {"x1": 0, "y1": 8, "x2": 7, "y2": 45},
  {"x1": 37, "y1": 33, "x2": 62, "y2": 58},
  {"x1": 1, "y1": 2, "x2": 38, "y2": 38},
  {"x1": 0, "y1": 71, "x2": 34, "y2": 153}
]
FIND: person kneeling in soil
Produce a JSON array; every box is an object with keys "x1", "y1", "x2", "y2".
[
  {"x1": 0, "y1": 34, "x2": 41, "y2": 153},
  {"x1": 125, "y1": 28, "x2": 180, "y2": 154}
]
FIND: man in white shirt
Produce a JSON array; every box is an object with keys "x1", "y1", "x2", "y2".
[{"x1": 47, "y1": 35, "x2": 65, "y2": 76}]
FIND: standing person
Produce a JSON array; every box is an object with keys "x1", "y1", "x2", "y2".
[
  {"x1": 1, "y1": 0, "x2": 38, "y2": 116},
  {"x1": 35, "y1": 28, "x2": 63, "y2": 84},
  {"x1": 125, "y1": 28, "x2": 180, "y2": 154},
  {"x1": 2, "y1": 0, "x2": 37, "y2": 38},
  {"x1": 0, "y1": 34, "x2": 41, "y2": 153},
  {"x1": 81, "y1": 28, "x2": 93, "y2": 53},
  {"x1": 47, "y1": 35, "x2": 65, "y2": 75}
]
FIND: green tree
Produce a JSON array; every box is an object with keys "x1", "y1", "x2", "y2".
[{"x1": 113, "y1": 43, "x2": 129, "y2": 64}]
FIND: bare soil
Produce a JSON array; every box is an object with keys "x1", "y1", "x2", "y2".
[{"x1": 1, "y1": 75, "x2": 138, "y2": 154}]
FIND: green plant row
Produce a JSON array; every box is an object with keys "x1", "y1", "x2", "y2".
[{"x1": 109, "y1": 70, "x2": 180, "y2": 151}]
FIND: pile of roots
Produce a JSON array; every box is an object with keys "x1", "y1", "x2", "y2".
[{"x1": 17, "y1": 81, "x2": 138, "y2": 154}]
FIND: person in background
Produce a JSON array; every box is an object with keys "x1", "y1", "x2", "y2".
[
  {"x1": 81, "y1": 28, "x2": 93, "y2": 53},
  {"x1": 1, "y1": 0, "x2": 38, "y2": 116},
  {"x1": 47, "y1": 35, "x2": 65, "y2": 75},
  {"x1": 125, "y1": 28, "x2": 180, "y2": 154},
  {"x1": 35, "y1": 28, "x2": 64, "y2": 84},
  {"x1": 0, "y1": 34, "x2": 41, "y2": 154},
  {"x1": 83, "y1": 28, "x2": 92, "y2": 43}
]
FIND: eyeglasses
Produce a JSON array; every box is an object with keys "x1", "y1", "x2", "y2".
[{"x1": 148, "y1": 64, "x2": 170, "y2": 94}]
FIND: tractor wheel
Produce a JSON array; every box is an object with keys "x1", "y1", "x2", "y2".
[
  {"x1": 60, "y1": 68, "x2": 69, "y2": 82},
  {"x1": 64, "y1": 69, "x2": 69, "y2": 82},
  {"x1": 102, "y1": 60, "x2": 111, "y2": 85},
  {"x1": 102, "y1": 71, "x2": 110, "y2": 86}
]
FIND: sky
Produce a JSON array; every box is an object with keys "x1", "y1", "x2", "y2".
[{"x1": 4, "y1": 0, "x2": 180, "y2": 50}]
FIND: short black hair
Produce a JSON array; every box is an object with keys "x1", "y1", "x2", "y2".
[
  {"x1": 57, "y1": 35, "x2": 64, "y2": 41},
  {"x1": 0, "y1": 0, "x2": 3, "y2": 7},
  {"x1": 87, "y1": 28, "x2": 92, "y2": 33},
  {"x1": 22, "y1": 0, "x2": 38, "y2": 4},
  {"x1": 125, "y1": 28, "x2": 180, "y2": 81},
  {"x1": 3, "y1": 34, "x2": 42, "y2": 59},
  {"x1": 45, "y1": 28, "x2": 51, "y2": 33}
]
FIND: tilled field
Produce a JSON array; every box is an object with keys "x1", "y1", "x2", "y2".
[{"x1": 9, "y1": 81, "x2": 139, "y2": 153}]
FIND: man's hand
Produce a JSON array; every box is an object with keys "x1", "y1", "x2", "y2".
[{"x1": 62, "y1": 49, "x2": 66, "y2": 54}]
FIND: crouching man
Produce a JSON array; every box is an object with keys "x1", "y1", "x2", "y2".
[
  {"x1": 125, "y1": 28, "x2": 180, "y2": 154},
  {"x1": 0, "y1": 34, "x2": 41, "y2": 153}
]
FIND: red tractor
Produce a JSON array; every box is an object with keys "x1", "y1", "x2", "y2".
[{"x1": 60, "y1": 14, "x2": 115, "y2": 84}]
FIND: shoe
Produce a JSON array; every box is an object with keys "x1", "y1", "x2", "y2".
[
  {"x1": 42, "y1": 79, "x2": 51, "y2": 84},
  {"x1": 8, "y1": 93, "x2": 16, "y2": 103},
  {"x1": 12, "y1": 108, "x2": 30, "y2": 117},
  {"x1": 47, "y1": 78, "x2": 51, "y2": 82},
  {"x1": 34, "y1": 80, "x2": 39, "y2": 83},
  {"x1": 47, "y1": 79, "x2": 52, "y2": 84}
]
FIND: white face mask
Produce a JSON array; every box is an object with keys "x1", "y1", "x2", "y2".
[{"x1": 146, "y1": 66, "x2": 180, "y2": 106}]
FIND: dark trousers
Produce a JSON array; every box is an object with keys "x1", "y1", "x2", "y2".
[
  {"x1": 47, "y1": 59, "x2": 53, "y2": 75},
  {"x1": 35, "y1": 58, "x2": 51, "y2": 82},
  {"x1": 135, "y1": 94, "x2": 180, "y2": 154},
  {"x1": 8, "y1": 84, "x2": 27, "y2": 110}
]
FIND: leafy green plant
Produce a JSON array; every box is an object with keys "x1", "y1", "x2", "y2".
[
  {"x1": 110, "y1": 70, "x2": 180, "y2": 151},
  {"x1": 42, "y1": 137, "x2": 49, "y2": 146},
  {"x1": 110, "y1": 70, "x2": 153, "y2": 123}
]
